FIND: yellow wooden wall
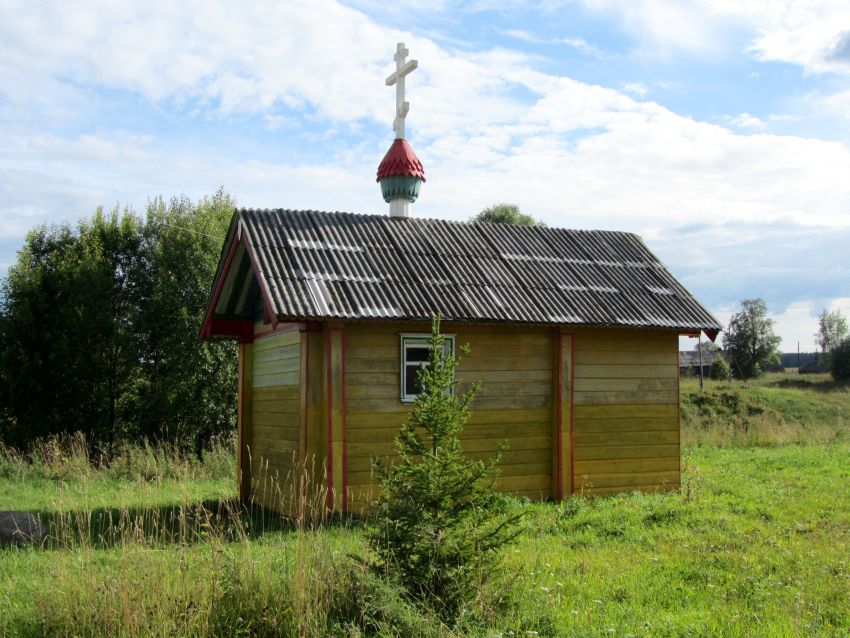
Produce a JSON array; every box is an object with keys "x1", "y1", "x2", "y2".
[
  {"x1": 570, "y1": 327, "x2": 680, "y2": 496},
  {"x1": 249, "y1": 329, "x2": 301, "y2": 511},
  {"x1": 239, "y1": 320, "x2": 681, "y2": 512},
  {"x1": 344, "y1": 322, "x2": 554, "y2": 508}
]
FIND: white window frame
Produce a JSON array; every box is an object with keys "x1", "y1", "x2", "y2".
[{"x1": 400, "y1": 333, "x2": 456, "y2": 403}]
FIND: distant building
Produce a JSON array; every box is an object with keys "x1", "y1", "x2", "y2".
[{"x1": 678, "y1": 349, "x2": 725, "y2": 377}]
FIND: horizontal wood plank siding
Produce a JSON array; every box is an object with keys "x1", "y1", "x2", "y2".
[
  {"x1": 344, "y1": 322, "x2": 554, "y2": 508},
  {"x1": 243, "y1": 320, "x2": 680, "y2": 509},
  {"x1": 571, "y1": 327, "x2": 680, "y2": 495},
  {"x1": 250, "y1": 330, "x2": 301, "y2": 512}
]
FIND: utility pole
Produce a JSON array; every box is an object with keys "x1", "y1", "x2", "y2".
[{"x1": 698, "y1": 331, "x2": 704, "y2": 390}]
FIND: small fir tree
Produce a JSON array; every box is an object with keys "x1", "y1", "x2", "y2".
[{"x1": 368, "y1": 316, "x2": 523, "y2": 622}]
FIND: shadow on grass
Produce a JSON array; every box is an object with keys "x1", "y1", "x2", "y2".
[
  {"x1": 24, "y1": 499, "x2": 363, "y2": 550},
  {"x1": 765, "y1": 377, "x2": 845, "y2": 393}
]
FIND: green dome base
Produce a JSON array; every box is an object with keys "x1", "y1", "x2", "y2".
[{"x1": 380, "y1": 175, "x2": 422, "y2": 203}]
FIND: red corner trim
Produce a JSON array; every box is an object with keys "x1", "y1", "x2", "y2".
[
  {"x1": 302, "y1": 332, "x2": 310, "y2": 486},
  {"x1": 569, "y1": 334, "x2": 575, "y2": 496},
  {"x1": 326, "y1": 328, "x2": 334, "y2": 511},
  {"x1": 340, "y1": 327, "x2": 348, "y2": 512},
  {"x1": 556, "y1": 332, "x2": 563, "y2": 500},
  {"x1": 676, "y1": 337, "x2": 682, "y2": 489},
  {"x1": 556, "y1": 331, "x2": 576, "y2": 499}
]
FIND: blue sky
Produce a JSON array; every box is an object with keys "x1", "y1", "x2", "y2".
[{"x1": 2, "y1": 0, "x2": 849, "y2": 349}]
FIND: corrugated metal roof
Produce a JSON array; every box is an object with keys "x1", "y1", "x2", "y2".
[{"x1": 214, "y1": 208, "x2": 722, "y2": 332}]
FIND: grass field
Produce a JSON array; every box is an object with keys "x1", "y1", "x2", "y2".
[
  {"x1": 681, "y1": 372, "x2": 850, "y2": 447},
  {"x1": 1, "y1": 374, "x2": 848, "y2": 637}
]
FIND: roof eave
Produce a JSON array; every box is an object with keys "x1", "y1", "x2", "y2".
[{"x1": 199, "y1": 212, "x2": 280, "y2": 341}]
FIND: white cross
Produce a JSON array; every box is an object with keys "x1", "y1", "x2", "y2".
[{"x1": 385, "y1": 42, "x2": 418, "y2": 139}]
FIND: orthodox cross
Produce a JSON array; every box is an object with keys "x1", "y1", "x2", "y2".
[{"x1": 385, "y1": 42, "x2": 418, "y2": 139}]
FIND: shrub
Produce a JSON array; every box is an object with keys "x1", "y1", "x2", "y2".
[
  {"x1": 831, "y1": 338, "x2": 850, "y2": 383},
  {"x1": 368, "y1": 316, "x2": 523, "y2": 624},
  {"x1": 710, "y1": 357, "x2": 732, "y2": 381}
]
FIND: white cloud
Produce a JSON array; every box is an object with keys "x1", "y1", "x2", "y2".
[
  {"x1": 582, "y1": 0, "x2": 850, "y2": 74},
  {"x1": 4, "y1": 2, "x2": 850, "y2": 226},
  {"x1": 2, "y1": 0, "x2": 850, "y2": 350},
  {"x1": 828, "y1": 297, "x2": 850, "y2": 315},
  {"x1": 745, "y1": 3, "x2": 850, "y2": 75},
  {"x1": 419, "y1": 75, "x2": 850, "y2": 232},
  {"x1": 1, "y1": 0, "x2": 394, "y2": 122},
  {"x1": 3, "y1": 0, "x2": 850, "y2": 237},
  {"x1": 730, "y1": 112, "x2": 767, "y2": 130},
  {"x1": 622, "y1": 82, "x2": 648, "y2": 98},
  {"x1": 504, "y1": 29, "x2": 540, "y2": 43},
  {"x1": 504, "y1": 29, "x2": 608, "y2": 58},
  {"x1": 808, "y1": 88, "x2": 850, "y2": 119},
  {"x1": 770, "y1": 301, "x2": 818, "y2": 351},
  {"x1": 582, "y1": 0, "x2": 726, "y2": 55},
  {"x1": 558, "y1": 37, "x2": 608, "y2": 58}
]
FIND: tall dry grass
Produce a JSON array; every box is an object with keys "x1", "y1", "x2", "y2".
[
  {"x1": 2, "y1": 439, "x2": 462, "y2": 637},
  {"x1": 0, "y1": 432, "x2": 234, "y2": 483},
  {"x1": 680, "y1": 375, "x2": 849, "y2": 447}
]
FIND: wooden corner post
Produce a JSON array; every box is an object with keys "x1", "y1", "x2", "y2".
[
  {"x1": 554, "y1": 332, "x2": 574, "y2": 500},
  {"x1": 300, "y1": 325, "x2": 326, "y2": 498},
  {"x1": 237, "y1": 342, "x2": 254, "y2": 504},
  {"x1": 325, "y1": 325, "x2": 347, "y2": 512}
]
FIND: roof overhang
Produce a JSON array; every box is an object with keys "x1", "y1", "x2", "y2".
[{"x1": 199, "y1": 216, "x2": 278, "y2": 341}]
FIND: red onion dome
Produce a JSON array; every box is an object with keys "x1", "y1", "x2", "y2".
[{"x1": 376, "y1": 139, "x2": 426, "y2": 182}]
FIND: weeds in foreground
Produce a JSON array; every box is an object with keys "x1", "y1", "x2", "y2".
[
  {"x1": 2, "y1": 373, "x2": 849, "y2": 636},
  {"x1": 0, "y1": 432, "x2": 234, "y2": 483},
  {"x1": 1, "y1": 443, "x2": 525, "y2": 637},
  {"x1": 2, "y1": 443, "x2": 850, "y2": 637}
]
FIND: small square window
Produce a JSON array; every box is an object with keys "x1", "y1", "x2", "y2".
[{"x1": 400, "y1": 334, "x2": 455, "y2": 403}]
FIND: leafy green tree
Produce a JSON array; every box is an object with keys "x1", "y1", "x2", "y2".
[
  {"x1": 0, "y1": 190, "x2": 237, "y2": 453},
  {"x1": 0, "y1": 210, "x2": 144, "y2": 448},
  {"x1": 131, "y1": 191, "x2": 237, "y2": 454},
  {"x1": 471, "y1": 203, "x2": 542, "y2": 226},
  {"x1": 831, "y1": 339, "x2": 850, "y2": 383},
  {"x1": 710, "y1": 356, "x2": 732, "y2": 382},
  {"x1": 722, "y1": 298, "x2": 781, "y2": 379},
  {"x1": 815, "y1": 308, "x2": 848, "y2": 365},
  {"x1": 368, "y1": 317, "x2": 523, "y2": 623}
]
